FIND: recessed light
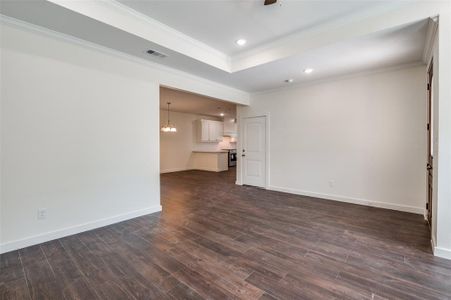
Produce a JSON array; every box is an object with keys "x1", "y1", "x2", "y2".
[
  {"x1": 236, "y1": 39, "x2": 247, "y2": 46},
  {"x1": 220, "y1": 113, "x2": 225, "y2": 117},
  {"x1": 304, "y1": 68, "x2": 314, "y2": 74},
  {"x1": 285, "y1": 79, "x2": 294, "y2": 83}
]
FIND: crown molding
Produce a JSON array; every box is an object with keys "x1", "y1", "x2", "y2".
[
  {"x1": 47, "y1": 0, "x2": 231, "y2": 72},
  {"x1": 0, "y1": 14, "x2": 250, "y2": 104},
  {"x1": 252, "y1": 61, "x2": 425, "y2": 96},
  {"x1": 230, "y1": 1, "x2": 448, "y2": 73}
]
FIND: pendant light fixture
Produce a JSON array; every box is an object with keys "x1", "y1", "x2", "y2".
[{"x1": 161, "y1": 102, "x2": 177, "y2": 132}]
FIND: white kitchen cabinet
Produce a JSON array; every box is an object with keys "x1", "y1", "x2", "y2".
[
  {"x1": 223, "y1": 119, "x2": 237, "y2": 136},
  {"x1": 212, "y1": 120, "x2": 224, "y2": 141},
  {"x1": 197, "y1": 119, "x2": 224, "y2": 143},
  {"x1": 198, "y1": 119, "x2": 210, "y2": 142}
]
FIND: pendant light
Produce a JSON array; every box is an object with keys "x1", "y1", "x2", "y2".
[{"x1": 161, "y1": 102, "x2": 177, "y2": 132}]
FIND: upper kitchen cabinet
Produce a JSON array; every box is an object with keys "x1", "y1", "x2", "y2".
[
  {"x1": 223, "y1": 119, "x2": 237, "y2": 137},
  {"x1": 197, "y1": 119, "x2": 224, "y2": 143}
]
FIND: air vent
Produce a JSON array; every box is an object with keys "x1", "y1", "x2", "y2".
[{"x1": 146, "y1": 49, "x2": 167, "y2": 58}]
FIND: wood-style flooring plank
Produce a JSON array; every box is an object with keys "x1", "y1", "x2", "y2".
[
  {"x1": 1, "y1": 168, "x2": 450, "y2": 299},
  {"x1": 18, "y1": 245, "x2": 65, "y2": 300}
]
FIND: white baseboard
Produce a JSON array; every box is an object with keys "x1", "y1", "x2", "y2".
[
  {"x1": 431, "y1": 237, "x2": 451, "y2": 260},
  {"x1": 160, "y1": 167, "x2": 190, "y2": 174},
  {"x1": 434, "y1": 247, "x2": 451, "y2": 260},
  {"x1": 268, "y1": 185, "x2": 424, "y2": 215},
  {"x1": 0, "y1": 205, "x2": 162, "y2": 254}
]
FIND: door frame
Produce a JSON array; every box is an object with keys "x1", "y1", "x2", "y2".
[
  {"x1": 238, "y1": 113, "x2": 270, "y2": 189},
  {"x1": 426, "y1": 60, "x2": 434, "y2": 228}
]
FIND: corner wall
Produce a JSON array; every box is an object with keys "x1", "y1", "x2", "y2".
[{"x1": 238, "y1": 65, "x2": 428, "y2": 214}]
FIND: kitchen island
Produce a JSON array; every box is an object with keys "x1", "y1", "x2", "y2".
[{"x1": 190, "y1": 151, "x2": 228, "y2": 172}]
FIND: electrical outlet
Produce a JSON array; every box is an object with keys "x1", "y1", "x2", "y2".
[
  {"x1": 37, "y1": 208, "x2": 47, "y2": 220},
  {"x1": 328, "y1": 180, "x2": 335, "y2": 188}
]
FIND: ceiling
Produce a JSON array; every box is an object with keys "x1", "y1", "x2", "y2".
[
  {"x1": 229, "y1": 20, "x2": 429, "y2": 91},
  {"x1": 0, "y1": 0, "x2": 431, "y2": 93},
  {"x1": 160, "y1": 87, "x2": 236, "y2": 118},
  {"x1": 116, "y1": 0, "x2": 395, "y2": 56}
]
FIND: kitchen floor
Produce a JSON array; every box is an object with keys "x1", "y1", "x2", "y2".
[{"x1": 1, "y1": 168, "x2": 451, "y2": 299}]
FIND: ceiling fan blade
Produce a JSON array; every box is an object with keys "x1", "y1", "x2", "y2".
[{"x1": 264, "y1": 0, "x2": 277, "y2": 5}]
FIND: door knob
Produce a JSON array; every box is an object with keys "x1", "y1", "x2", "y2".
[{"x1": 242, "y1": 154, "x2": 246, "y2": 157}]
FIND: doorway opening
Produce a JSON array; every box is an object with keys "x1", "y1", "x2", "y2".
[{"x1": 159, "y1": 86, "x2": 239, "y2": 202}]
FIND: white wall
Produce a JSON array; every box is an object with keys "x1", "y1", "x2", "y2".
[
  {"x1": 160, "y1": 110, "x2": 234, "y2": 173},
  {"x1": 0, "y1": 20, "x2": 247, "y2": 253},
  {"x1": 238, "y1": 65, "x2": 427, "y2": 214}
]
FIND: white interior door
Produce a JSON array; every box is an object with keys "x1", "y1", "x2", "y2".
[{"x1": 242, "y1": 116, "x2": 266, "y2": 188}]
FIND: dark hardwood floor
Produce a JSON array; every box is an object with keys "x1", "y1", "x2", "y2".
[{"x1": 2, "y1": 168, "x2": 451, "y2": 299}]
